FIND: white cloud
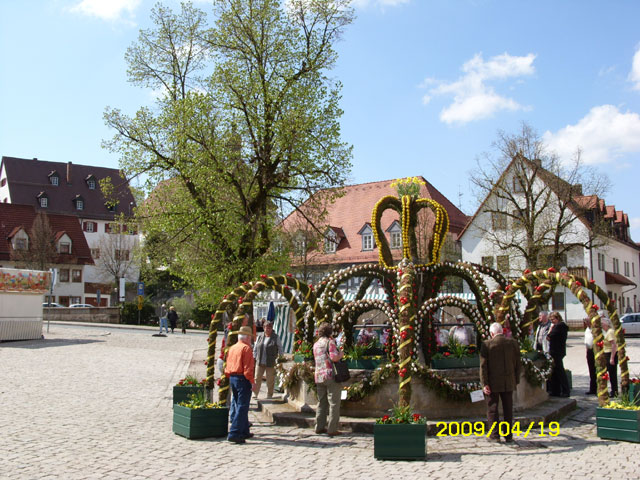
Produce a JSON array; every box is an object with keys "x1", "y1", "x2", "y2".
[
  {"x1": 70, "y1": 0, "x2": 141, "y2": 22},
  {"x1": 543, "y1": 105, "x2": 640, "y2": 165},
  {"x1": 630, "y1": 45, "x2": 640, "y2": 90},
  {"x1": 422, "y1": 52, "x2": 536, "y2": 125}
]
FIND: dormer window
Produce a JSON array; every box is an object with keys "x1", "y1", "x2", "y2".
[
  {"x1": 10, "y1": 228, "x2": 29, "y2": 251},
  {"x1": 73, "y1": 195, "x2": 85, "y2": 211},
  {"x1": 358, "y1": 223, "x2": 374, "y2": 251},
  {"x1": 56, "y1": 232, "x2": 72, "y2": 254},
  {"x1": 60, "y1": 242, "x2": 71, "y2": 254},
  {"x1": 324, "y1": 229, "x2": 337, "y2": 254},
  {"x1": 48, "y1": 171, "x2": 60, "y2": 186},
  {"x1": 37, "y1": 192, "x2": 48, "y2": 208},
  {"x1": 387, "y1": 220, "x2": 402, "y2": 249},
  {"x1": 86, "y1": 175, "x2": 97, "y2": 190}
]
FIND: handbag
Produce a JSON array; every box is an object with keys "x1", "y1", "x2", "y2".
[{"x1": 326, "y1": 340, "x2": 350, "y2": 383}]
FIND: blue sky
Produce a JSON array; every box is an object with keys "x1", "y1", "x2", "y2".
[{"x1": 2, "y1": 0, "x2": 640, "y2": 237}]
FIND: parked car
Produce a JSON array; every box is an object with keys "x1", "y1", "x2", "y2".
[
  {"x1": 620, "y1": 313, "x2": 640, "y2": 336},
  {"x1": 69, "y1": 303, "x2": 93, "y2": 308},
  {"x1": 43, "y1": 302, "x2": 62, "y2": 308}
]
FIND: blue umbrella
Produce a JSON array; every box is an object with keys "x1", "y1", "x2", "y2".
[{"x1": 267, "y1": 301, "x2": 276, "y2": 323}]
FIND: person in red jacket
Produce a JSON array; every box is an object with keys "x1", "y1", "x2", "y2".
[{"x1": 224, "y1": 326, "x2": 257, "y2": 443}]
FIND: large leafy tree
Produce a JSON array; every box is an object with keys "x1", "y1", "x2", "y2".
[{"x1": 104, "y1": 1, "x2": 354, "y2": 304}]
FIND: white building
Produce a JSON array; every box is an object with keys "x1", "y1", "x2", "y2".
[
  {"x1": 1, "y1": 156, "x2": 140, "y2": 305},
  {"x1": 460, "y1": 156, "x2": 639, "y2": 321}
]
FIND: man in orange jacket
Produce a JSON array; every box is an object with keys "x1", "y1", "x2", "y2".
[{"x1": 224, "y1": 325, "x2": 257, "y2": 443}]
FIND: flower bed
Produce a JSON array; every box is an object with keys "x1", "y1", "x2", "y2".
[{"x1": 596, "y1": 406, "x2": 640, "y2": 443}]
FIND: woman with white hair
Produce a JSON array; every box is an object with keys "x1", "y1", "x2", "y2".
[{"x1": 601, "y1": 316, "x2": 618, "y2": 396}]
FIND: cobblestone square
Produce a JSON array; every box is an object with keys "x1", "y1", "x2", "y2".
[{"x1": 1, "y1": 325, "x2": 639, "y2": 479}]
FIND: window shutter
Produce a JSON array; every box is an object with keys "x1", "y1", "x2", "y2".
[{"x1": 82, "y1": 222, "x2": 87, "y2": 231}]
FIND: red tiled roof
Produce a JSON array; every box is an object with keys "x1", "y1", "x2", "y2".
[
  {"x1": 1, "y1": 156, "x2": 135, "y2": 220},
  {"x1": 0, "y1": 203, "x2": 93, "y2": 264},
  {"x1": 281, "y1": 177, "x2": 468, "y2": 266}
]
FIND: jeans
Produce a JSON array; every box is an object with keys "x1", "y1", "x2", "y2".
[
  {"x1": 159, "y1": 317, "x2": 168, "y2": 334},
  {"x1": 228, "y1": 375, "x2": 252, "y2": 440}
]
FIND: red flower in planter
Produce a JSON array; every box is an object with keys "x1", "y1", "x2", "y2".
[
  {"x1": 413, "y1": 414, "x2": 421, "y2": 422},
  {"x1": 260, "y1": 274, "x2": 267, "y2": 279},
  {"x1": 602, "y1": 373, "x2": 610, "y2": 381},
  {"x1": 443, "y1": 352, "x2": 450, "y2": 357},
  {"x1": 596, "y1": 341, "x2": 604, "y2": 348},
  {"x1": 548, "y1": 267, "x2": 556, "y2": 273},
  {"x1": 382, "y1": 415, "x2": 390, "y2": 422}
]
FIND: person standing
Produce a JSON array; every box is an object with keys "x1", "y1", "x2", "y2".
[
  {"x1": 159, "y1": 304, "x2": 169, "y2": 335},
  {"x1": 167, "y1": 306, "x2": 178, "y2": 334},
  {"x1": 253, "y1": 320, "x2": 283, "y2": 399},
  {"x1": 583, "y1": 318, "x2": 597, "y2": 395},
  {"x1": 601, "y1": 317, "x2": 618, "y2": 396},
  {"x1": 313, "y1": 322, "x2": 344, "y2": 436},
  {"x1": 449, "y1": 314, "x2": 473, "y2": 345},
  {"x1": 547, "y1": 311, "x2": 570, "y2": 397},
  {"x1": 225, "y1": 326, "x2": 257, "y2": 443},
  {"x1": 480, "y1": 322, "x2": 522, "y2": 443},
  {"x1": 534, "y1": 311, "x2": 551, "y2": 353}
]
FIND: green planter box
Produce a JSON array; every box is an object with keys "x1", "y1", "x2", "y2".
[
  {"x1": 293, "y1": 354, "x2": 313, "y2": 363},
  {"x1": 173, "y1": 386, "x2": 206, "y2": 407},
  {"x1": 173, "y1": 405, "x2": 229, "y2": 439},
  {"x1": 596, "y1": 407, "x2": 640, "y2": 443},
  {"x1": 346, "y1": 359, "x2": 382, "y2": 370},
  {"x1": 374, "y1": 423, "x2": 426, "y2": 460},
  {"x1": 430, "y1": 355, "x2": 479, "y2": 369}
]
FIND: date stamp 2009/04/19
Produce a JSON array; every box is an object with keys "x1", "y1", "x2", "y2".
[{"x1": 436, "y1": 421, "x2": 560, "y2": 438}]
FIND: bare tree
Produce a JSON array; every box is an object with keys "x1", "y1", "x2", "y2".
[
  {"x1": 94, "y1": 222, "x2": 140, "y2": 289},
  {"x1": 470, "y1": 122, "x2": 611, "y2": 275},
  {"x1": 10, "y1": 212, "x2": 57, "y2": 271}
]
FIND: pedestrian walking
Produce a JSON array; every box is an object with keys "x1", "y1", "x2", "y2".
[
  {"x1": 159, "y1": 304, "x2": 169, "y2": 334},
  {"x1": 480, "y1": 322, "x2": 522, "y2": 443},
  {"x1": 167, "y1": 306, "x2": 178, "y2": 334},
  {"x1": 225, "y1": 326, "x2": 257, "y2": 444}
]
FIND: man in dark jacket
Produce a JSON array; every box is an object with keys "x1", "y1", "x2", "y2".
[
  {"x1": 547, "y1": 311, "x2": 570, "y2": 397},
  {"x1": 480, "y1": 322, "x2": 522, "y2": 443}
]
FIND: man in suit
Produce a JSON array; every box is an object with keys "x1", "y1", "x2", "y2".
[
  {"x1": 480, "y1": 322, "x2": 522, "y2": 443},
  {"x1": 547, "y1": 311, "x2": 570, "y2": 397}
]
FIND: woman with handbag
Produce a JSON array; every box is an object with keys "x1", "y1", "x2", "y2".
[{"x1": 313, "y1": 322, "x2": 344, "y2": 436}]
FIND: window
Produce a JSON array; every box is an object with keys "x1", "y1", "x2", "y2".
[
  {"x1": 362, "y1": 234, "x2": 373, "y2": 251},
  {"x1": 88, "y1": 179, "x2": 96, "y2": 190},
  {"x1": 72, "y1": 269, "x2": 82, "y2": 283},
  {"x1": 50, "y1": 176, "x2": 59, "y2": 186},
  {"x1": 624, "y1": 261, "x2": 630, "y2": 277},
  {"x1": 91, "y1": 248, "x2": 100, "y2": 259},
  {"x1": 552, "y1": 292, "x2": 565, "y2": 310},
  {"x1": 390, "y1": 231, "x2": 402, "y2": 249},
  {"x1": 71, "y1": 296, "x2": 82, "y2": 305},
  {"x1": 491, "y1": 212, "x2": 507, "y2": 230},
  {"x1": 512, "y1": 209, "x2": 523, "y2": 229},
  {"x1": 84, "y1": 221, "x2": 95, "y2": 233},
  {"x1": 76, "y1": 200, "x2": 84, "y2": 210},
  {"x1": 324, "y1": 230, "x2": 337, "y2": 254},
  {"x1": 59, "y1": 269, "x2": 70, "y2": 282},
  {"x1": 613, "y1": 258, "x2": 620, "y2": 274},
  {"x1": 59, "y1": 242, "x2": 70, "y2": 254},
  {"x1": 597, "y1": 253, "x2": 605, "y2": 271},
  {"x1": 496, "y1": 255, "x2": 510, "y2": 273},
  {"x1": 40, "y1": 197, "x2": 48, "y2": 208},
  {"x1": 481, "y1": 256, "x2": 494, "y2": 268},
  {"x1": 14, "y1": 238, "x2": 28, "y2": 250},
  {"x1": 293, "y1": 236, "x2": 306, "y2": 257},
  {"x1": 633, "y1": 263, "x2": 636, "y2": 277},
  {"x1": 115, "y1": 249, "x2": 129, "y2": 261},
  {"x1": 512, "y1": 176, "x2": 524, "y2": 193}
]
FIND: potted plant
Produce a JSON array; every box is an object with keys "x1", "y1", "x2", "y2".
[
  {"x1": 293, "y1": 341, "x2": 314, "y2": 362},
  {"x1": 173, "y1": 390, "x2": 229, "y2": 439},
  {"x1": 173, "y1": 375, "x2": 208, "y2": 407},
  {"x1": 430, "y1": 338, "x2": 479, "y2": 369},
  {"x1": 596, "y1": 392, "x2": 640, "y2": 443},
  {"x1": 630, "y1": 378, "x2": 640, "y2": 406},
  {"x1": 344, "y1": 343, "x2": 382, "y2": 369},
  {"x1": 374, "y1": 404, "x2": 427, "y2": 460}
]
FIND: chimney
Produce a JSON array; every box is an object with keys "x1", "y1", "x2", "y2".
[
  {"x1": 67, "y1": 162, "x2": 72, "y2": 184},
  {"x1": 33, "y1": 157, "x2": 38, "y2": 161}
]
